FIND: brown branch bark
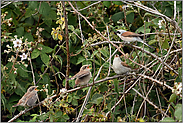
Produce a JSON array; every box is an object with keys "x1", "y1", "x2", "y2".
[{"x1": 62, "y1": 1, "x2": 70, "y2": 89}]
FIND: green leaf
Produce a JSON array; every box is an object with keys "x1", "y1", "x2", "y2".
[
  {"x1": 71, "y1": 98, "x2": 78, "y2": 106},
  {"x1": 162, "y1": 39, "x2": 169, "y2": 49},
  {"x1": 90, "y1": 93, "x2": 103, "y2": 105},
  {"x1": 31, "y1": 49, "x2": 40, "y2": 59},
  {"x1": 112, "y1": 1, "x2": 122, "y2": 5},
  {"x1": 25, "y1": 8, "x2": 35, "y2": 18},
  {"x1": 136, "y1": 26, "x2": 151, "y2": 33},
  {"x1": 17, "y1": 64, "x2": 28, "y2": 77},
  {"x1": 111, "y1": 12, "x2": 124, "y2": 23},
  {"x1": 43, "y1": 18, "x2": 52, "y2": 27},
  {"x1": 39, "y1": 2, "x2": 51, "y2": 17},
  {"x1": 148, "y1": 40, "x2": 157, "y2": 45},
  {"x1": 68, "y1": 25, "x2": 75, "y2": 31},
  {"x1": 76, "y1": 56, "x2": 85, "y2": 65},
  {"x1": 62, "y1": 113, "x2": 70, "y2": 120},
  {"x1": 40, "y1": 53, "x2": 49, "y2": 65},
  {"x1": 126, "y1": 12, "x2": 134, "y2": 23},
  {"x1": 99, "y1": 84, "x2": 108, "y2": 93},
  {"x1": 1, "y1": 94, "x2": 7, "y2": 111},
  {"x1": 100, "y1": 47, "x2": 109, "y2": 58},
  {"x1": 24, "y1": 32, "x2": 33, "y2": 42},
  {"x1": 103, "y1": 1, "x2": 111, "y2": 8},
  {"x1": 16, "y1": 27, "x2": 24, "y2": 36},
  {"x1": 55, "y1": 111, "x2": 63, "y2": 117},
  {"x1": 73, "y1": 95, "x2": 80, "y2": 99},
  {"x1": 169, "y1": 93, "x2": 177, "y2": 102},
  {"x1": 83, "y1": 108, "x2": 95, "y2": 116},
  {"x1": 160, "y1": 117, "x2": 175, "y2": 122},
  {"x1": 67, "y1": 95, "x2": 72, "y2": 103},
  {"x1": 38, "y1": 44, "x2": 53, "y2": 53},
  {"x1": 15, "y1": 84, "x2": 26, "y2": 96},
  {"x1": 114, "y1": 79, "x2": 119, "y2": 96},
  {"x1": 175, "y1": 104, "x2": 182, "y2": 121},
  {"x1": 55, "y1": 55, "x2": 62, "y2": 68}
]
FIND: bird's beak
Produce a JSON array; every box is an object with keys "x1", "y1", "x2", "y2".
[
  {"x1": 87, "y1": 65, "x2": 92, "y2": 69},
  {"x1": 35, "y1": 86, "x2": 39, "y2": 91}
]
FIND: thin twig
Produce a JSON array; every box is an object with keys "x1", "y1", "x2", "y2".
[
  {"x1": 32, "y1": 2, "x2": 42, "y2": 16},
  {"x1": 132, "y1": 88, "x2": 169, "y2": 117}
]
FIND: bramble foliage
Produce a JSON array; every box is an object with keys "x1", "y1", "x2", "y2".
[{"x1": 1, "y1": 1, "x2": 182, "y2": 122}]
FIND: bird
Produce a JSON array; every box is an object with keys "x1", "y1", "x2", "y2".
[
  {"x1": 112, "y1": 54, "x2": 134, "y2": 75},
  {"x1": 115, "y1": 30, "x2": 154, "y2": 49},
  {"x1": 12, "y1": 86, "x2": 39, "y2": 108},
  {"x1": 70, "y1": 65, "x2": 92, "y2": 87}
]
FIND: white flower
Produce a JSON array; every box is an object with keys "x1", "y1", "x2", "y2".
[
  {"x1": 60, "y1": 88, "x2": 67, "y2": 94},
  {"x1": 19, "y1": 53, "x2": 27, "y2": 61},
  {"x1": 13, "y1": 39, "x2": 22, "y2": 48},
  {"x1": 24, "y1": 64, "x2": 28, "y2": 68},
  {"x1": 14, "y1": 70, "x2": 17, "y2": 74},
  {"x1": 158, "y1": 20, "x2": 163, "y2": 29},
  {"x1": 14, "y1": 35, "x2": 17, "y2": 39}
]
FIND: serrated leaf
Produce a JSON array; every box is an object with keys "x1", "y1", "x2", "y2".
[
  {"x1": 169, "y1": 93, "x2": 177, "y2": 102},
  {"x1": 31, "y1": 49, "x2": 40, "y2": 59},
  {"x1": 40, "y1": 53, "x2": 49, "y2": 65}
]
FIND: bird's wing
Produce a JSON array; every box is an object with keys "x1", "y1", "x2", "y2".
[
  {"x1": 25, "y1": 92, "x2": 38, "y2": 106},
  {"x1": 122, "y1": 31, "x2": 141, "y2": 37},
  {"x1": 75, "y1": 71, "x2": 90, "y2": 79},
  {"x1": 121, "y1": 62, "x2": 131, "y2": 68}
]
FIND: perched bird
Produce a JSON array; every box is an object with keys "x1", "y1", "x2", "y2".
[
  {"x1": 12, "y1": 86, "x2": 39, "y2": 108},
  {"x1": 70, "y1": 65, "x2": 92, "y2": 87},
  {"x1": 112, "y1": 54, "x2": 133, "y2": 74},
  {"x1": 115, "y1": 30, "x2": 154, "y2": 49}
]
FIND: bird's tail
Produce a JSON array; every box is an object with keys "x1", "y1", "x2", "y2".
[{"x1": 137, "y1": 38, "x2": 155, "y2": 49}]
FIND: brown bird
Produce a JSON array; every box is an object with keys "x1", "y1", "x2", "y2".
[
  {"x1": 70, "y1": 65, "x2": 92, "y2": 87},
  {"x1": 112, "y1": 54, "x2": 133, "y2": 74},
  {"x1": 115, "y1": 30, "x2": 154, "y2": 49},
  {"x1": 12, "y1": 86, "x2": 39, "y2": 108}
]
